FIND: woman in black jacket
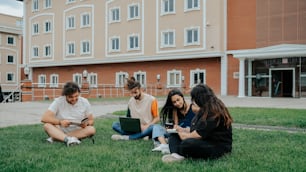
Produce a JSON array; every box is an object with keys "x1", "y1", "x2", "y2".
[{"x1": 162, "y1": 84, "x2": 233, "y2": 163}]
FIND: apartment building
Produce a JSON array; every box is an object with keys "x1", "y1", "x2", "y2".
[
  {"x1": 22, "y1": 0, "x2": 229, "y2": 100},
  {"x1": 0, "y1": 13, "x2": 23, "y2": 102},
  {"x1": 21, "y1": 0, "x2": 306, "y2": 100}
]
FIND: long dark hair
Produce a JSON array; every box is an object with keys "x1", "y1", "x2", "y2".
[
  {"x1": 190, "y1": 84, "x2": 233, "y2": 128},
  {"x1": 160, "y1": 89, "x2": 185, "y2": 125}
]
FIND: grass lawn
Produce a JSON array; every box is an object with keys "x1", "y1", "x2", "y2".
[{"x1": 1, "y1": 108, "x2": 306, "y2": 172}]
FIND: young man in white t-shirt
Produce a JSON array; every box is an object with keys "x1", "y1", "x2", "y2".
[{"x1": 41, "y1": 82, "x2": 96, "y2": 146}]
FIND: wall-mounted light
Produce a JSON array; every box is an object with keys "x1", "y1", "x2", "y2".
[
  {"x1": 156, "y1": 74, "x2": 160, "y2": 82},
  {"x1": 181, "y1": 76, "x2": 185, "y2": 82},
  {"x1": 24, "y1": 65, "x2": 30, "y2": 79},
  {"x1": 83, "y1": 69, "x2": 88, "y2": 78}
]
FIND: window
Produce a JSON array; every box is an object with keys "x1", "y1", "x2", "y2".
[
  {"x1": 190, "y1": 69, "x2": 206, "y2": 87},
  {"x1": 81, "y1": 41, "x2": 90, "y2": 54},
  {"x1": 50, "y1": 74, "x2": 58, "y2": 88},
  {"x1": 38, "y1": 74, "x2": 46, "y2": 87},
  {"x1": 73, "y1": 73, "x2": 82, "y2": 87},
  {"x1": 44, "y1": 0, "x2": 52, "y2": 9},
  {"x1": 67, "y1": 0, "x2": 76, "y2": 4},
  {"x1": 162, "y1": 0, "x2": 175, "y2": 14},
  {"x1": 7, "y1": 36, "x2": 15, "y2": 45},
  {"x1": 7, "y1": 72, "x2": 15, "y2": 82},
  {"x1": 161, "y1": 30, "x2": 175, "y2": 47},
  {"x1": 32, "y1": 47, "x2": 39, "y2": 57},
  {"x1": 128, "y1": 34, "x2": 139, "y2": 50},
  {"x1": 134, "y1": 71, "x2": 146, "y2": 87},
  {"x1": 33, "y1": 0, "x2": 39, "y2": 11},
  {"x1": 116, "y1": 72, "x2": 128, "y2": 87},
  {"x1": 185, "y1": 27, "x2": 200, "y2": 46},
  {"x1": 167, "y1": 70, "x2": 182, "y2": 87},
  {"x1": 66, "y1": 42, "x2": 75, "y2": 56},
  {"x1": 44, "y1": 45, "x2": 51, "y2": 57},
  {"x1": 7, "y1": 55, "x2": 14, "y2": 64},
  {"x1": 110, "y1": 37, "x2": 120, "y2": 52},
  {"x1": 110, "y1": 8, "x2": 120, "y2": 22},
  {"x1": 45, "y1": 21, "x2": 51, "y2": 33},
  {"x1": 128, "y1": 4, "x2": 139, "y2": 20},
  {"x1": 88, "y1": 73, "x2": 97, "y2": 88},
  {"x1": 66, "y1": 16, "x2": 75, "y2": 29},
  {"x1": 81, "y1": 13, "x2": 90, "y2": 27},
  {"x1": 185, "y1": 0, "x2": 199, "y2": 11},
  {"x1": 32, "y1": 23, "x2": 39, "y2": 35}
]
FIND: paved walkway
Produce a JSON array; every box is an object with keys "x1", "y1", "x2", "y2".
[{"x1": 1, "y1": 96, "x2": 306, "y2": 132}]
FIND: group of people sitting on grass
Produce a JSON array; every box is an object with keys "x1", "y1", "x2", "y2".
[{"x1": 41, "y1": 78, "x2": 233, "y2": 163}]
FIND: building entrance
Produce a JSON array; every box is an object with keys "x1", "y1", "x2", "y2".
[{"x1": 270, "y1": 68, "x2": 295, "y2": 97}]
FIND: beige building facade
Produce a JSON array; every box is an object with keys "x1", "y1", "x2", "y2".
[
  {"x1": 0, "y1": 13, "x2": 23, "y2": 102},
  {"x1": 22, "y1": 0, "x2": 229, "y2": 100}
]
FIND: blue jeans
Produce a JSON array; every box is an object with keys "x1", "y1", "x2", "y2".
[
  {"x1": 152, "y1": 124, "x2": 167, "y2": 141},
  {"x1": 112, "y1": 121, "x2": 154, "y2": 140}
]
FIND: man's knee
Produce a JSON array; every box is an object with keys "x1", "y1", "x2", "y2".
[
  {"x1": 86, "y1": 126, "x2": 96, "y2": 136},
  {"x1": 43, "y1": 123, "x2": 54, "y2": 131}
]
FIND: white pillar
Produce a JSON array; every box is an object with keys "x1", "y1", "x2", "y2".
[
  {"x1": 220, "y1": 54, "x2": 228, "y2": 96},
  {"x1": 238, "y1": 58, "x2": 245, "y2": 97},
  {"x1": 247, "y1": 60, "x2": 252, "y2": 96}
]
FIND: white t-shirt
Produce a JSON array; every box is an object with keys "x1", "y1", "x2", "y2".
[{"x1": 48, "y1": 96, "x2": 92, "y2": 124}]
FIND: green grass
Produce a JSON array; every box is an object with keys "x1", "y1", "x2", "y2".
[
  {"x1": 114, "y1": 107, "x2": 306, "y2": 129},
  {"x1": 1, "y1": 108, "x2": 306, "y2": 171},
  {"x1": 229, "y1": 107, "x2": 306, "y2": 128}
]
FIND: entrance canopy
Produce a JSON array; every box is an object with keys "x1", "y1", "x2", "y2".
[
  {"x1": 228, "y1": 44, "x2": 306, "y2": 59},
  {"x1": 227, "y1": 44, "x2": 306, "y2": 97}
]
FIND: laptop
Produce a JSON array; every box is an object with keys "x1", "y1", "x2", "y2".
[{"x1": 119, "y1": 117, "x2": 141, "y2": 133}]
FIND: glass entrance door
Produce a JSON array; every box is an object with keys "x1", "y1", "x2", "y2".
[{"x1": 269, "y1": 68, "x2": 295, "y2": 97}]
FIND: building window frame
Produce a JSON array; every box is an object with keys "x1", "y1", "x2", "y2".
[
  {"x1": 161, "y1": 0, "x2": 175, "y2": 15},
  {"x1": 32, "y1": 46, "x2": 39, "y2": 58},
  {"x1": 167, "y1": 69, "x2": 182, "y2": 88},
  {"x1": 128, "y1": 3, "x2": 140, "y2": 20},
  {"x1": 50, "y1": 74, "x2": 59, "y2": 88},
  {"x1": 190, "y1": 69, "x2": 206, "y2": 87},
  {"x1": 66, "y1": 42, "x2": 75, "y2": 56},
  {"x1": 38, "y1": 74, "x2": 47, "y2": 88},
  {"x1": 73, "y1": 73, "x2": 82, "y2": 87},
  {"x1": 81, "y1": 13, "x2": 90, "y2": 28},
  {"x1": 88, "y1": 72, "x2": 98, "y2": 88},
  {"x1": 7, "y1": 35, "x2": 15, "y2": 46},
  {"x1": 44, "y1": 20, "x2": 52, "y2": 33},
  {"x1": 66, "y1": 16, "x2": 75, "y2": 30},
  {"x1": 32, "y1": 0, "x2": 39, "y2": 12},
  {"x1": 44, "y1": 44, "x2": 51, "y2": 57},
  {"x1": 109, "y1": 7, "x2": 120, "y2": 23},
  {"x1": 115, "y1": 72, "x2": 128, "y2": 88},
  {"x1": 161, "y1": 30, "x2": 175, "y2": 48},
  {"x1": 127, "y1": 34, "x2": 140, "y2": 51},
  {"x1": 32, "y1": 23, "x2": 39, "y2": 35},
  {"x1": 184, "y1": 0, "x2": 200, "y2": 12},
  {"x1": 7, "y1": 55, "x2": 15, "y2": 64},
  {"x1": 184, "y1": 26, "x2": 200, "y2": 46},
  {"x1": 7, "y1": 72, "x2": 15, "y2": 82},
  {"x1": 109, "y1": 36, "x2": 120, "y2": 52},
  {"x1": 44, "y1": 0, "x2": 52, "y2": 9},
  {"x1": 80, "y1": 40, "x2": 90, "y2": 55},
  {"x1": 134, "y1": 71, "x2": 146, "y2": 88}
]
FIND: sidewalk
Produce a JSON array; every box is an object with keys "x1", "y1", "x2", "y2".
[{"x1": 0, "y1": 96, "x2": 306, "y2": 129}]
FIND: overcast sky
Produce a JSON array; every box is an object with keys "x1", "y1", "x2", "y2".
[{"x1": 0, "y1": 0, "x2": 23, "y2": 17}]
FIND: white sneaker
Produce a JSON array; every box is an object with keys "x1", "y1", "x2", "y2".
[
  {"x1": 162, "y1": 153, "x2": 185, "y2": 163},
  {"x1": 161, "y1": 147, "x2": 170, "y2": 154},
  {"x1": 152, "y1": 144, "x2": 169, "y2": 152},
  {"x1": 111, "y1": 134, "x2": 129, "y2": 141},
  {"x1": 66, "y1": 136, "x2": 81, "y2": 146},
  {"x1": 46, "y1": 137, "x2": 53, "y2": 143}
]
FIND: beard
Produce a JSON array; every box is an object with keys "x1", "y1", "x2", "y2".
[{"x1": 134, "y1": 92, "x2": 142, "y2": 100}]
